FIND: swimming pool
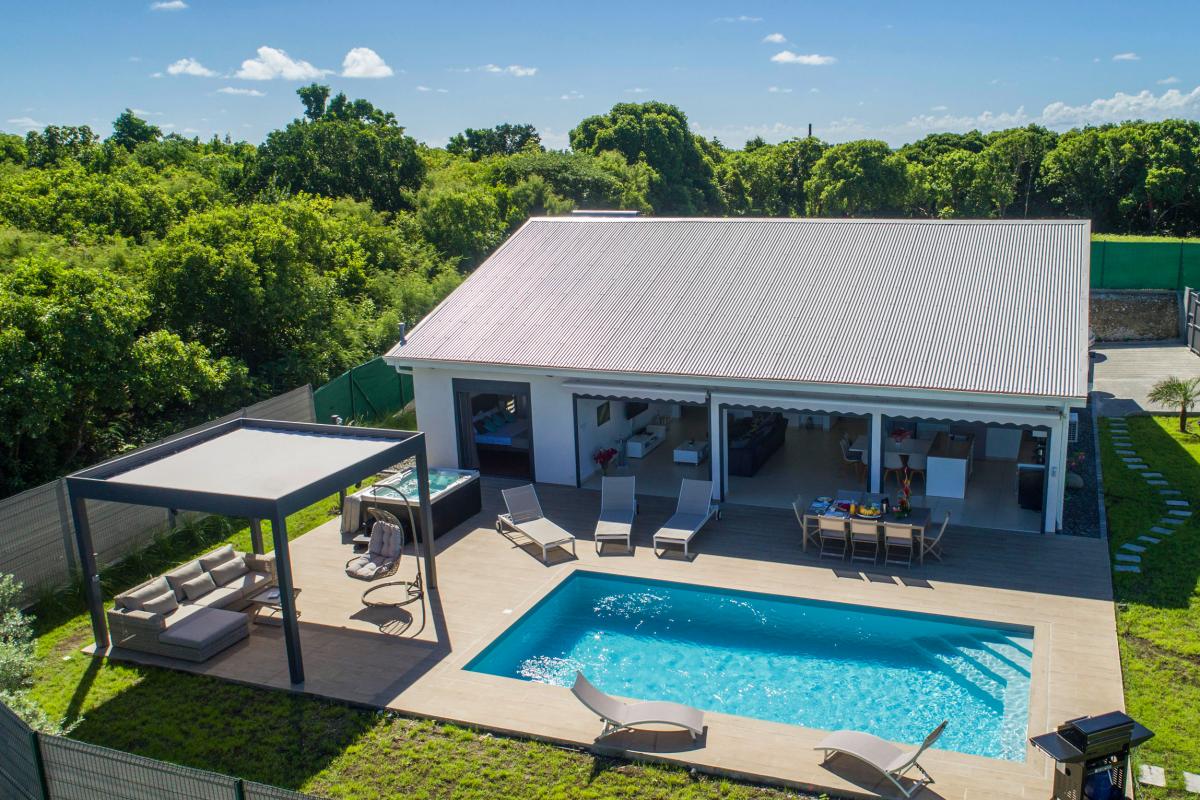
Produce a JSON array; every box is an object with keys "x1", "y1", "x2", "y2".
[{"x1": 467, "y1": 571, "x2": 1033, "y2": 761}]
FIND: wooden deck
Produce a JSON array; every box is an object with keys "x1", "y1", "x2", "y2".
[{"x1": 102, "y1": 478, "x2": 1122, "y2": 800}]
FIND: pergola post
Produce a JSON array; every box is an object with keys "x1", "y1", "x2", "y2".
[
  {"x1": 414, "y1": 449, "x2": 437, "y2": 589},
  {"x1": 249, "y1": 519, "x2": 265, "y2": 555},
  {"x1": 270, "y1": 511, "x2": 304, "y2": 684},
  {"x1": 68, "y1": 494, "x2": 108, "y2": 650}
]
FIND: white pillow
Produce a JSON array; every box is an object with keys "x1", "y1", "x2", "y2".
[{"x1": 209, "y1": 558, "x2": 248, "y2": 586}]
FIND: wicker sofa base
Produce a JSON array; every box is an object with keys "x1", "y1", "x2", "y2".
[{"x1": 112, "y1": 612, "x2": 251, "y2": 662}]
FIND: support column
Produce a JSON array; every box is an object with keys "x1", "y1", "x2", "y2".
[
  {"x1": 68, "y1": 494, "x2": 108, "y2": 650},
  {"x1": 708, "y1": 399, "x2": 723, "y2": 501},
  {"x1": 869, "y1": 412, "x2": 883, "y2": 494},
  {"x1": 414, "y1": 449, "x2": 438, "y2": 589},
  {"x1": 270, "y1": 511, "x2": 304, "y2": 684},
  {"x1": 1046, "y1": 413, "x2": 1069, "y2": 534},
  {"x1": 249, "y1": 519, "x2": 265, "y2": 555}
]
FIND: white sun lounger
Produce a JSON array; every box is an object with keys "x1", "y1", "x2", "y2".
[
  {"x1": 571, "y1": 672, "x2": 704, "y2": 740},
  {"x1": 652, "y1": 479, "x2": 720, "y2": 558},
  {"x1": 497, "y1": 484, "x2": 577, "y2": 563},
  {"x1": 815, "y1": 721, "x2": 946, "y2": 798},
  {"x1": 594, "y1": 476, "x2": 636, "y2": 553}
]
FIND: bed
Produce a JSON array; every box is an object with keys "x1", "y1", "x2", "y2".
[{"x1": 472, "y1": 409, "x2": 530, "y2": 448}]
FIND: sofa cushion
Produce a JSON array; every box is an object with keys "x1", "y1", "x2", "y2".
[
  {"x1": 182, "y1": 572, "x2": 216, "y2": 601},
  {"x1": 158, "y1": 607, "x2": 248, "y2": 650},
  {"x1": 224, "y1": 571, "x2": 270, "y2": 595},
  {"x1": 199, "y1": 544, "x2": 238, "y2": 571},
  {"x1": 210, "y1": 558, "x2": 248, "y2": 587},
  {"x1": 141, "y1": 590, "x2": 179, "y2": 616},
  {"x1": 122, "y1": 577, "x2": 171, "y2": 611},
  {"x1": 187, "y1": 585, "x2": 242, "y2": 609},
  {"x1": 165, "y1": 560, "x2": 204, "y2": 600}
]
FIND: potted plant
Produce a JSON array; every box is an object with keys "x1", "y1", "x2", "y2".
[{"x1": 593, "y1": 447, "x2": 618, "y2": 475}]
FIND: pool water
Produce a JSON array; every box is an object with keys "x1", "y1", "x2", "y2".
[
  {"x1": 371, "y1": 468, "x2": 467, "y2": 499},
  {"x1": 467, "y1": 572, "x2": 1033, "y2": 761}
]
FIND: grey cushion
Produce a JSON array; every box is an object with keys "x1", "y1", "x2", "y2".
[
  {"x1": 224, "y1": 572, "x2": 269, "y2": 594},
  {"x1": 165, "y1": 561, "x2": 204, "y2": 600},
  {"x1": 187, "y1": 586, "x2": 241, "y2": 609},
  {"x1": 158, "y1": 607, "x2": 248, "y2": 649},
  {"x1": 122, "y1": 577, "x2": 171, "y2": 611},
  {"x1": 141, "y1": 590, "x2": 179, "y2": 616},
  {"x1": 199, "y1": 544, "x2": 238, "y2": 571},
  {"x1": 182, "y1": 572, "x2": 216, "y2": 601},
  {"x1": 209, "y1": 558, "x2": 248, "y2": 587}
]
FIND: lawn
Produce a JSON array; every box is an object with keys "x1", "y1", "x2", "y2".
[
  {"x1": 26, "y1": 463, "x2": 818, "y2": 800},
  {"x1": 1099, "y1": 415, "x2": 1200, "y2": 799}
]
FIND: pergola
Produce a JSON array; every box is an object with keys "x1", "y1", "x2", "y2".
[{"x1": 65, "y1": 418, "x2": 435, "y2": 685}]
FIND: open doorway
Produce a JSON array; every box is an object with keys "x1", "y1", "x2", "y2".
[
  {"x1": 454, "y1": 379, "x2": 533, "y2": 480},
  {"x1": 575, "y1": 397, "x2": 710, "y2": 498},
  {"x1": 722, "y1": 409, "x2": 871, "y2": 509}
]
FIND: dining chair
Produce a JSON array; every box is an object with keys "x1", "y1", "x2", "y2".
[
  {"x1": 883, "y1": 523, "x2": 914, "y2": 567},
  {"x1": 922, "y1": 512, "x2": 950, "y2": 562},
  {"x1": 817, "y1": 516, "x2": 848, "y2": 560},
  {"x1": 839, "y1": 437, "x2": 861, "y2": 477},
  {"x1": 849, "y1": 519, "x2": 880, "y2": 564},
  {"x1": 907, "y1": 453, "x2": 927, "y2": 489},
  {"x1": 792, "y1": 496, "x2": 819, "y2": 550},
  {"x1": 882, "y1": 451, "x2": 904, "y2": 487}
]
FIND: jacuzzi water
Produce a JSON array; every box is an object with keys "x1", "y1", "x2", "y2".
[
  {"x1": 370, "y1": 468, "x2": 468, "y2": 500},
  {"x1": 467, "y1": 571, "x2": 1033, "y2": 760}
]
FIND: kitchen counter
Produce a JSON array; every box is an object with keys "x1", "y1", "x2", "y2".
[{"x1": 925, "y1": 432, "x2": 975, "y2": 499}]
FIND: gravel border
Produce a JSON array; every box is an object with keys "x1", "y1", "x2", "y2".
[{"x1": 1062, "y1": 396, "x2": 1102, "y2": 538}]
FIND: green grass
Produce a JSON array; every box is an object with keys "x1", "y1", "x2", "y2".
[
  {"x1": 1100, "y1": 416, "x2": 1200, "y2": 799},
  {"x1": 26, "y1": 480, "x2": 820, "y2": 800},
  {"x1": 1093, "y1": 233, "x2": 1200, "y2": 243}
]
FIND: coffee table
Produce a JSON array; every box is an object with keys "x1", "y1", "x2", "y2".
[
  {"x1": 673, "y1": 439, "x2": 710, "y2": 465},
  {"x1": 246, "y1": 586, "x2": 301, "y2": 626}
]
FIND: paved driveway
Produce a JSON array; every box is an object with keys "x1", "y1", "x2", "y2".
[{"x1": 1092, "y1": 342, "x2": 1200, "y2": 416}]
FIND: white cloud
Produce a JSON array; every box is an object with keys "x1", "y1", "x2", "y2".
[
  {"x1": 1159, "y1": 76, "x2": 1180, "y2": 85},
  {"x1": 930, "y1": 104, "x2": 948, "y2": 111},
  {"x1": 166, "y1": 57, "x2": 217, "y2": 77},
  {"x1": 762, "y1": 32, "x2": 787, "y2": 44},
  {"x1": 713, "y1": 15, "x2": 762, "y2": 22},
  {"x1": 217, "y1": 86, "x2": 265, "y2": 96},
  {"x1": 625, "y1": 87, "x2": 648, "y2": 94},
  {"x1": 341, "y1": 47, "x2": 393, "y2": 78},
  {"x1": 560, "y1": 90, "x2": 584, "y2": 101},
  {"x1": 771, "y1": 50, "x2": 836, "y2": 66},
  {"x1": 479, "y1": 63, "x2": 537, "y2": 77},
  {"x1": 236, "y1": 46, "x2": 329, "y2": 80},
  {"x1": 1040, "y1": 85, "x2": 1200, "y2": 126},
  {"x1": 1112, "y1": 52, "x2": 1140, "y2": 61},
  {"x1": 150, "y1": 72, "x2": 163, "y2": 78},
  {"x1": 130, "y1": 108, "x2": 163, "y2": 116},
  {"x1": 810, "y1": 87, "x2": 820, "y2": 93},
  {"x1": 128, "y1": 56, "x2": 142, "y2": 62},
  {"x1": 695, "y1": 121, "x2": 810, "y2": 143},
  {"x1": 6, "y1": 116, "x2": 43, "y2": 130},
  {"x1": 899, "y1": 107, "x2": 1029, "y2": 134},
  {"x1": 416, "y1": 85, "x2": 448, "y2": 93},
  {"x1": 767, "y1": 86, "x2": 792, "y2": 93},
  {"x1": 150, "y1": 0, "x2": 187, "y2": 10}
]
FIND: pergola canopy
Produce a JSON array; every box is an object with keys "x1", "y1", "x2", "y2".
[{"x1": 65, "y1": 418, "x2": 435, "y2": 685}]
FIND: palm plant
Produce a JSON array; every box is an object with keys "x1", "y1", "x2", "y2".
[{"x1": 1147, "y1": 376, "x2": 1200, "y2": 432}]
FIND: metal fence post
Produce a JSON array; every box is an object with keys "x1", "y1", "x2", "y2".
[
  {"x1": 30, "y1": 731, "x2": 49, "y2": 800},
  {"x1": 234, "y1": 777, "x2": 247, "y2": 800}
]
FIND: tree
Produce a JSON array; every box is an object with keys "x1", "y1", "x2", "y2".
[
  {"x1": 23, "y1": 124, "x2": 98, "y2": 167},
  {"x1": 447, "y1": 124, "x2": 542, "y2": 160},
  {"x1": 718, "y1": 137, "x2": 826, "y2": 216},
  {"x1": 569, "y1": 102, "x2": 720, "y2": 214},
  {"x1": 0, "y1": 133, "x2": 26, "y2": 165},
  {"x1": 805, "y1": 139, "x2": 911, "y2": 216},
  {"x1": 1147, "y1": 376, "x2": 1200, "y2": 432},
  {"x1": 297, "y1": 83, "x2": 331, "y2": 121},
  {"x1": 109, "y1": 109, "x2": 162, "y2": 151},
  {"x1": 977, "y1": 125, "x2": 1058, "y2": 217}
]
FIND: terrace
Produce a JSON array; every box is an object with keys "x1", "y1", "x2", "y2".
[{"x1": 93, "y1": 477, "x2": 1121, "y2": 800}]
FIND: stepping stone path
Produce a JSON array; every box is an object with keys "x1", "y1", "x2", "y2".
[
  {"x1": 1122, "y1": 543, "x2": 1146, "y2": 553},
  {"x1": 1148, "y1": 480, "x2": 1170, "y2": 486},
  {"x1": 1139, "y1": 536, "x2": 1161, "y2": 545},
  {"x1": 1116, "y1": 449, "x2": 1137, "y2": 456},
  {"x1": 1115, "y1": 553, "x2": 1141, "y2": 563},
  {"x1": 1143, "y1": 472, "x2": 1164, "y2": 478},
  {"x1": 1160, "y1": 489, "x2": 1182, "y2": 496},
  {"x1": 1122, "y1": 457, "x2": 1145, "y2": 464},
  {"x1": 1170, "y1": 510, "x2": 1193, "y2": 518},
  {"x1": 1161, "y1": 518, "x2": 1185, "y2": 526},
  {"x1": 1167, "y1": 499, "x2": 1191, "y2": 507},
  {"x1": 1115, "y1": 565, "x2": 1141, "y2": 573},
  {"x1": 1150, "y1": 527, "x2": 1173, "y2": 536},
  {"x1": 1184, "y1": 771, "x2": 1200, "y2": 794},
  {"x1": 1139, "y1": 765, "x2": 1166, "y2": 788},
  {"x1": 1128, "y1": 464, "x2": 1148, "y2": 470},
  {"x1": 1107, "y1": 426, "x2": 1194, "y2": 577}
]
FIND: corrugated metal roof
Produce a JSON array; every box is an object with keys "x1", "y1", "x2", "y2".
[{"x1": 387, "y1": 217, "x2": 1090, "y2": 399}]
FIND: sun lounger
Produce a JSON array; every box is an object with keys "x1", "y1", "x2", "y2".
[
  {"x1": 571, "y1": 671, "x2": 704, "y2": 740},
  {"x1": 815, "y1": 721, "x2": 946, "y2": 798},
  {"x1": 497, "y1": 484, "x2": 577, "y2": 563},
  {"x1": 653, "y1": 479, "x2": 720, "y2": 558},
  {"x1": 595, "y1": 476, "x2": 636, "y2": 553}
]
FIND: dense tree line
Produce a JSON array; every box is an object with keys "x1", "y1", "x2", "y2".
[{"x1": 2, "y1": 86, "x2": 1199, "y2": 494}]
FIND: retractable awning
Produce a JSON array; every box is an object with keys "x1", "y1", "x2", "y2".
[{"x1": 561, "y1": 379, "x2": 709, "y2": 405}]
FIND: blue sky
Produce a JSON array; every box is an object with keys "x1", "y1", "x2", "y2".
[{"x1": 3, "y1": 0, "x2": 1198, "y2": 149}]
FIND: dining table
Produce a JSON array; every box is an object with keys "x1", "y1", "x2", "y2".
[
  {"x1": 794, "y1": 493, "x2": 933, "y2": 563},
  {"x1": 848, "y1": 434, "x2": 934, "y2": 462}
]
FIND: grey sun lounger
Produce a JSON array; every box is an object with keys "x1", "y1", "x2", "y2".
[
  {"x1": 594, "y1": 476, "x2": 636, "y2": 553},
  {"x1": 497, "y1": 484, "x2": 577, "y2": 563},
  {"x1": 571, "y1": 671, "x2": 704, "y2": 740},
  {"x1": 652, "y1": 478, "x2": 720, "y2": 558},
  {"x1": 815, "y1": 721, "x2": 947, "y2": 799}
]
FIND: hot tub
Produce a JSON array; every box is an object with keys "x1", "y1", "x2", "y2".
[{"x1": 344, "y1": 467, "x2": 481, "y2": 540}]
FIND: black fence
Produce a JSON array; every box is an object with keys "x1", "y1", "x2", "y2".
[{"x1": 0, "y1": 700, "x2": 322, "y2": 800}]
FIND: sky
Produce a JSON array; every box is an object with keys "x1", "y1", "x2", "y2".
[{"x1": 2, "y1": 0, "x2": 1198, "y2": 149}]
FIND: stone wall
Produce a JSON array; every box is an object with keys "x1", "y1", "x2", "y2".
[{"x1": 1090, "y1": 290, "x2": 1180, "y2": 342}]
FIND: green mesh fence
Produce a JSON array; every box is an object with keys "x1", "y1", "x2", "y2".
[
  {"x1": 313, "y1": 358, "x2": 413, "y2": 425},
  {"x1": 1091, "y1": 240, "x2": 1200, "y2": 290}
]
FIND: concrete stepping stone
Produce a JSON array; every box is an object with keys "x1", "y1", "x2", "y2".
[
  {"x1": 1122, "y1": 457, "x2": 1145, "y2": 464},
  {"x1": 1138, "y1": 536, "x2": 1161, "y2": 544},
  {"x1": 1115, "y1": 449, "x2": 1137, "y2": 456},
  {"x1": 1148, "y1": 480, "x2": 1170, "y2": 486},
  {"x1": 1115, "y1": 564, "x2": 1141, "y2": 573},
  {"x1": 1150, "y1": 527, "x2": 1174, "y2": 536},
  {"x1": 1161, "y1": 518, "x2": 1186, "y2": 526},
  {"x1": 1113, "y1": 441, "x2": 1133, "y2": 447},
  {"x1": 1167, "y1": 499, "x2": 1191, "y2": 507},
  {"x1": 1183, "y1": 771, "x2": 1200, "y2": 794},
  {"x1": 1170, "y1": 510, "x2": 1193, "y2": 518},
  {"x1": 1115, "y1": 553, "x2": 1141, "y2": 563},
  {"x1": 1143, "y1": 472, "x2": 1164, "y2": 478},
  {"x1": 1127, "y1": 464, "x2": 1148, "y2": 470},
  {"x1": 1160, "y1": 489, "x2": 1182, "y2": 495},
  {"x1": 1121, "y1": 543, "x2": 1146, "y2": 553},
  {"x1": 1139, "y1": 765, "x2": 1166, "y2": 787}
]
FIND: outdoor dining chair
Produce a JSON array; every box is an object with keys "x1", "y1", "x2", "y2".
[
  {"x1": 921, "y1": 512, "x2": 950, "y2": 562},
  {"x1": 849, "y1": 519, "x2": 880, "y2": 563},
  {"x1": 883, "y1": 523, "x2": 914, "y2": 567},
  {"x1": 817, "y1": 516, "x2": 848, "y2": 560}
]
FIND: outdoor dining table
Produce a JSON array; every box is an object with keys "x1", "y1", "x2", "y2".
[{"x1": 794, "y1": 495, "x2": 933, "y2": 563}]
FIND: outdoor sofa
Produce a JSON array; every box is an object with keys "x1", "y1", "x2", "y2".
[{"x1": 107, "y1": 544, "x2": 276, "y2": 662}]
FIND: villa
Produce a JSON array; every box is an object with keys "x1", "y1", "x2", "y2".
[{"x1": 386, "y1": 215, "x2": 1091, "y2": 534}]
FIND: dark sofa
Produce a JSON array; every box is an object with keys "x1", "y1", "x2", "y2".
[{"x1": 726, "y1": 413, "x2": 787, "y2": 476}]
